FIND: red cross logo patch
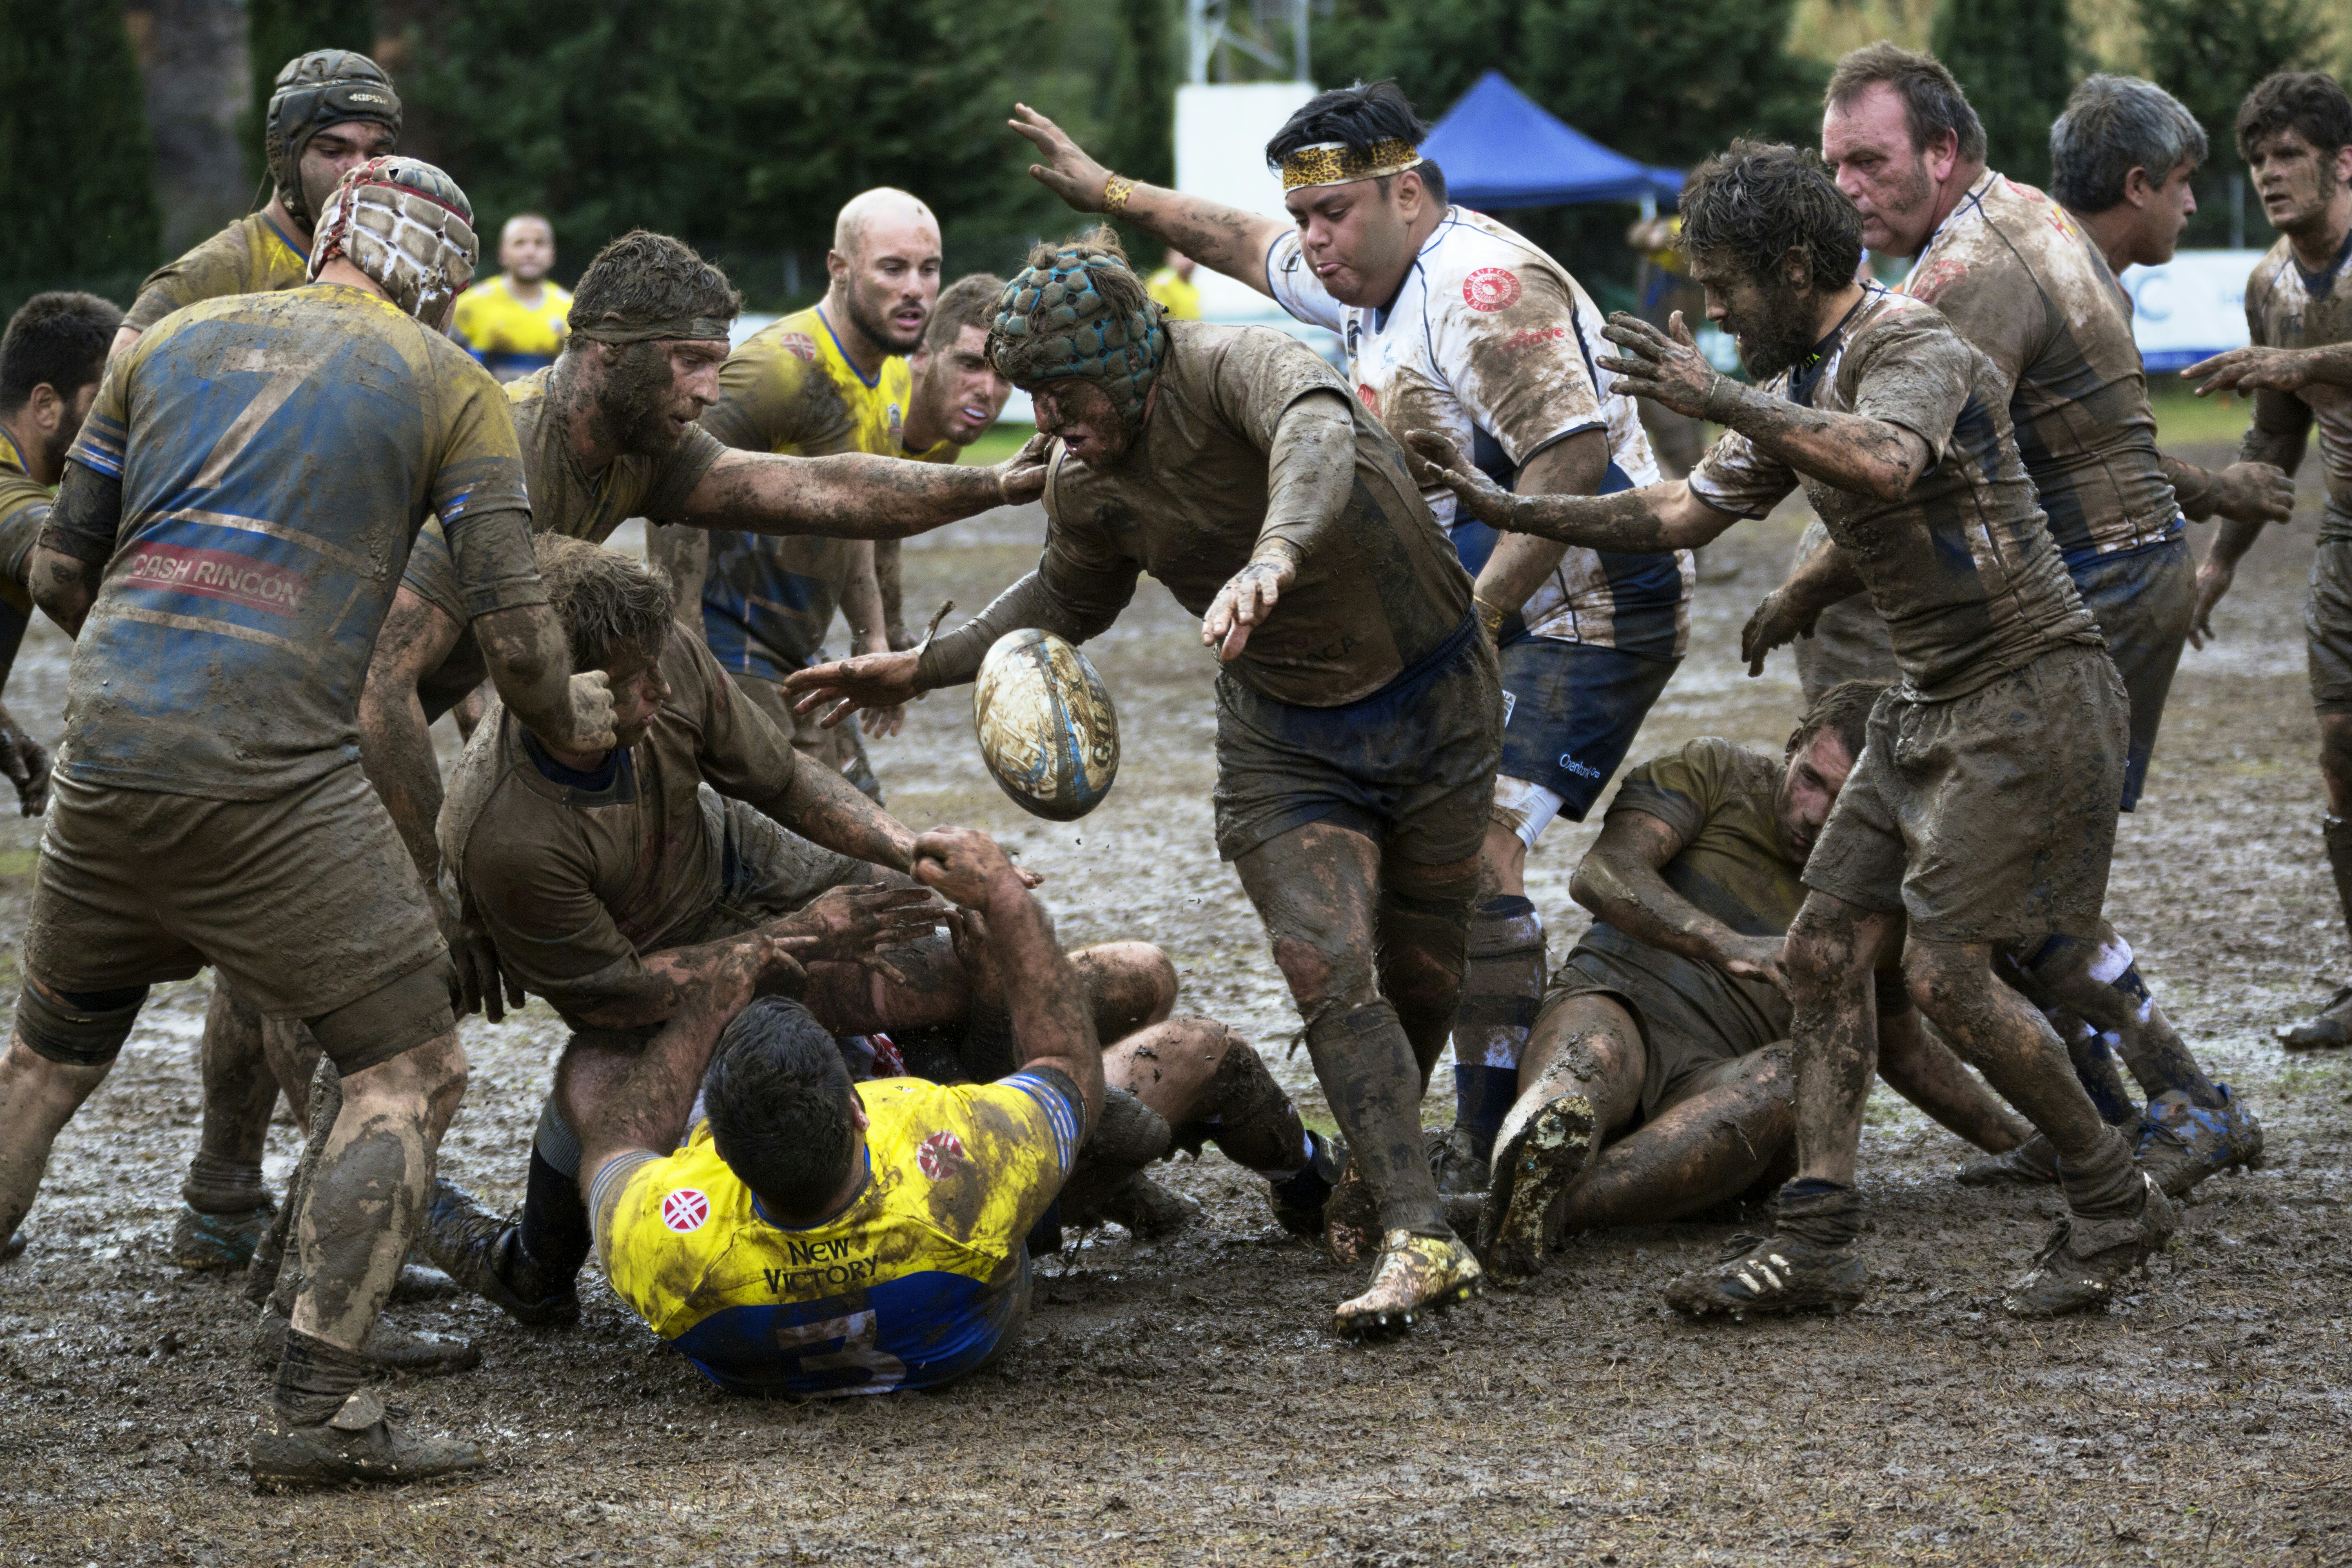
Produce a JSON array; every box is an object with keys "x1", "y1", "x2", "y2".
[
  {"x1": 916, "y1": 1130, "x2": 969, "y2": 1180},
  {"x1": 662, "y1": 1188, "x2": 710, "y2": 1233}
]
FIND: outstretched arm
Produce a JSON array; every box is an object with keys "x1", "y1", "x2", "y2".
[
  {"x1": 1198, "y1": 390, "x2": 1359, "y2": 660},
  {"x1": 1570, "y1": 812, "x2": 1790, "y2": 996},
  {"x1": 1407, "y1": 430, "x2": 1739, "y2": 554},
  {"x1": 1009, "y1": 104, "x2": 1285, "y2": 296},
  {"x1": 2184, "y1": 342, "x2": 2352, "y2": 398},
  {"x1": 674, "y1": 437, "x2": 1050, "y2": 539},
  {"x1": 1468, "y1": 432, "x2": 1608, "y2": 638}
]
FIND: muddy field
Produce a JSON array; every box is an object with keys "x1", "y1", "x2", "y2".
[{"x1": 2, "y1": 434, "x2": 2348, "y2": 1565}]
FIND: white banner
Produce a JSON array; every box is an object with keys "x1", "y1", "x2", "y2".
[{"x1": 2119, "y1": 249, "x2": 2265, "y2": 372}]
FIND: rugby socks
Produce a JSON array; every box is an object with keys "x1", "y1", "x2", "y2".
[
  {"x1": 2056, "y1": 1124, "x2": 2145, "y2": 1219},
  {"x1": 514, "y1": 1096, "x2": 591, "y2": 1289},
  {"x1": 1305, "y1": 1000, "x2": 1447, "y2": 1238},
  {"x1": 1452, "y1": 895, "x2": 1545, "y2": 1163},
  {"x1": 2029, "y1": 933, "x2": 2220, "y2": 1113},
  {"x1": 182, "y1": 1151, "x2": 268, "y2": 1214},
  {"x1": 274, "y1": 1328, "x2": 370, "y2": 1425},
  {"x1": 1773, "y1": 1178, "x2": 1863, "y2": 1249},
  {"x1": 2058, "y1": 1020, "x2": 2143, "y2": 1128},
  {"x1": 1266, "y1": 1129, "x2": 1339, "y2": 1212}
]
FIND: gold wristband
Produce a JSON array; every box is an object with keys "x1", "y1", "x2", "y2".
[
  {"x1": 1474, "y1": 595, "x2": 1510, "y2": 641},
  {"x1": 1102, "y1": 174, "x2": 1137, "y2": 217}
]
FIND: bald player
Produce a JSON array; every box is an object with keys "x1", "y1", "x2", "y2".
[
  {"x1": 452, "y1": 214, "x2": 574, "y2": 381},
  {"x1": 112, "y1": 50, "x2": 399, "y2": 361},
  {"x1": 659, "y1": 189, "x2": 950, "y2": 802}
]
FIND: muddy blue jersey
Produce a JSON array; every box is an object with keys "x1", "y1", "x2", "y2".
[{"x1": 58, "y1": 283, "x2": 539, "y2": 799}]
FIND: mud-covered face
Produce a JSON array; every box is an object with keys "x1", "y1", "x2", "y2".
[
  {"x1": 600, "y1": 640, "x2": 669, "y2": 749},
  {"x1": 500, "y1": 217, "x2": 555, "y2": 283},
  {"x1": 1031, "y1": 377, "x2": 1140, "y2": 468},
  {"x1": 296, "y1": 121, "x2": 396, "y2": 227},
  {"x1": 909, "y1": 324, "x2": 1011, "y2": 447},
  {"x1": 1688, "y1": 252, "x2": 1821, "y2": 381},
  {"x1": 1776, "y1": 728, "x2": 1857, "y2": 865},
  {"x1": 836, "y1": 215, "x2": 942, "y2": 355},
  {"x1": 595, "y1": 338, "x2": 726, "y2": 458},
  {"x1": 1823, "y1": 83, "x2": 1942, "y2": 257},
  {"x1": 2247, "y1": 128, "x2": 2352, "y2": 236},
  {"x1": 1281, "y1": 169, "x2": 1430, "y2": 307}
]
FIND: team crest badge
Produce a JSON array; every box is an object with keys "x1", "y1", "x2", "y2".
[
  {"x1": 779, "y1": 332, "x2": 818, "y2": 363},
  {"x1": 1463, "y1": 267, "x2": 1521, "y2": 312},
  {"x1": 916, "y1": 1130, "x2": 969, "y2": 1180},
  {"x1": 662, "y1": 1189, "x2": 710, "y2": 1232}
]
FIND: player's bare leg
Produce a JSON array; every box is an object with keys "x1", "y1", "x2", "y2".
[
  {"x1": 2287, "y1": 713, "x2": 2352, "y2": 1047},
  {"x1": 1482, "y1": 991, "x2": 1644, "y2": 1279},
  {"x1": 1235, "y1": 821, "x2": 1482, "y2": 1336},
  {"x1": 173, "y1": 986, "x2": 291, "y2": 1270}
]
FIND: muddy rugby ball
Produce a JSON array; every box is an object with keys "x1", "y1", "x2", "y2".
[{"x1": 972, "y1": 629, "x2": 1119, "y2": 821}]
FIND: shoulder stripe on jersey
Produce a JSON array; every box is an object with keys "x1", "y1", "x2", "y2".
[{"x1": 1004, "y1": 1069, "x2": 1082, "y2": 1173}]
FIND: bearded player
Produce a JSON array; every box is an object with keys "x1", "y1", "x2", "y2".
[
  {"x1": 112, "y1": 50, "x2": 399, "y2": 361},
  {"x1": 1745, "y1": 47, "x2": 2267, "y2": 1191},
  {"x1": 1012, "y1": 83, "x2": 1686, "y2": 1199},
  {"x1": 788, "y1": 235, "x2": 1499, "y2": 1334},
  {"x1": 2176, "y1": 72, "x2": 2352, "y2": 1050},
  {"x1": 1412, "y1": 142, "x2": 2175, "y2": 1321}
]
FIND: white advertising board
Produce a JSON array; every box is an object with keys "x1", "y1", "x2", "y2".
[
  {"x1": 1174, "y1": 80, "x2": 1316, "y2": 323},
  {"x1": 2120, "y1": 249, "x2": 2266, "y2": 372}
]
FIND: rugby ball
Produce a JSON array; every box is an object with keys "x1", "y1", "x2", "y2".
[{"x1": 973, "y1": 629, "x2": 1119, "y2": 821}]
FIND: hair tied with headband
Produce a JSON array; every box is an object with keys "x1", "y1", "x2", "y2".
[{"x1": 307, "y1": 157, "x2": 479, "y2": 324}]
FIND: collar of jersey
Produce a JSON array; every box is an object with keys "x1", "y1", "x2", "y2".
[
  {"x1": 814, "y1": 306, "x2": 882, "y2": 390},
  {"x1": 1790, "y1": 283, "x2": 1881, "y2": 405},
  {"x1": 2293, "y1": 221, "x2": 2352, "y2": 301},
  {"x1": 1912, "y1": 169, "x2": 2000, "y2": 267},
  {"x1": 0, "y1": 425, "x2": 24, "y2": 479},
  {"x1": 750, "y1": 1145, "x2": 873, "y2": 1232},
  {"x1": 260, "y1": 210, "x2": 307, "y2": 265},
  {"x1": 1370, "y1": 205, "x2": 1463, "y2": 332}
]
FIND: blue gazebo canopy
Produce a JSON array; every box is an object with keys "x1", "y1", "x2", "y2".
[{"x1": 1422, "y1": 71, "x2": 1682, "y2": 209}]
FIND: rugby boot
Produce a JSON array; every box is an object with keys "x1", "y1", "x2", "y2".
[
  {"x1": 1954, "y1": 1132, "x2": 2060, "y2": 1187},
  {"x1": 2002, "y1": 1172, "x2": 2176, "y2": 1319},
  {"x1": 170, "y1": 1201, "x2": 275, "y2": 1271},
  {"x1": 249, "y1": 1389, "x2": 485, "y2": 1491},
  {"x1": 390, "y1": 1262, "x2": 461, "y2": 1303},
  {"x1": 2281, "y1": 985, "x2": 2352, "y2": 1050},
  {"x1": 1266, "y1": 1130, "x2": 1345, "y2": 1238},
  {"x1": 250, "y1": 1304, "x2": 481, "y2": 1376},
  {"x1": 1479, "y1": 1091, "x2": 1597, "y2": 1283},
  {"x1": 2135, "y1": 1084, "x2": 2263, "y2": 1197},
  {"x1": 1333, "y1": 1230, "x2": 1483, "y2": 1338},
  {"x1": 1663, "y1": 1232, "x2": 1867, "y2": 1320},
  {"x1": 420, "y1": 1180, "x2": 580, "y2": 1328},
  {"x1": 1321, "y1": 1155, "x2": 1379, "y2": 1265},
  {"x1": 1094, "y1": 1172, "x2": 1200, "y2": 1241},
  {"x1": 2, "y1": 1230, "x2": 24, "y2": 1261}
]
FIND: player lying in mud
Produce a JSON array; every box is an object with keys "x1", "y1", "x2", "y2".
[
  {"x1": 1479, "y1": 681, "x2": 2029, "y2": 1279},
  {"x1": 569, "y1": 824, "x2": 1329, "y2": 1396}
]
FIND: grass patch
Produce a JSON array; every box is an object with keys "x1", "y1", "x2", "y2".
[
  {"x1": 2148, "y1": 379, "x2": 2260, "y2": 448},
  {"x1": 961, "y1": 423, "x2": 1038, "y2": 468}
]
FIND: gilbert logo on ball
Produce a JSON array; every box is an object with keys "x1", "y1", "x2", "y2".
[
  {"x1": 661, "y1": 1189, "x2": 710, "y2": 1233},
  {"x1": 973, "y1": 628, "x2": 1119, "y2": 821}
]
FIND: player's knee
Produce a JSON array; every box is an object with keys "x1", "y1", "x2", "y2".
[
  {"x1": 1270, "y1": 937, "x2": 1373, "y2": 1016},
  {"x1": 15, "y1": 980, "x2": 147, "y2": 1068},
  {"x1": 1081, "y1": 941, "x2": 1177, "y2": 1029}
]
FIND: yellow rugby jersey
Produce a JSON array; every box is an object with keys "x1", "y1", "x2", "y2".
[
  {"x1": 452, "y1": 274, "x2": 575, "y2": 381},
  {"x1": 122, "y1": 211, "x2": 311, "y2": 334},
  {"x1": 1147, "y1": 265, "x2": 1201, "y2": 320},
  {"x1": 0, "y1": 427, "x2": 49, "y2": 614},
  {"x1": 698, "y1": 304, "x2": 917, "y2": 679},
  {"x1": 594, "y1": 1070, "x2": 1081, "y2": 1396}
]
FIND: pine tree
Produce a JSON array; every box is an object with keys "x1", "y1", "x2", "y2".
[
  {"x1": 1931, "y1": 0, "x2": 2077, "y2": 189},
  {"x1": 2138, "y1": 0, "x2": 2325, "y2": 246},
  {"x1": 243, "y1": 0, "x2": 379, "y2": 190},
  {"x1": 0, "y1": 0, "x2": 161, "y2": 313}
]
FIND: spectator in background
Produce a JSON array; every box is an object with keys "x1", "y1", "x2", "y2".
[
  {"x1": 452, "y1": 214, "x2": 573, "y2": 382},
  {"x1": 1146, "y1": 249, "x2": 1201, "y2": 319}
]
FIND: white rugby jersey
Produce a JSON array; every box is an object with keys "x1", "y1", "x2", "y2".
[{"x1": 1267, "y1": 206, "x2": 1690, "y2": 657}]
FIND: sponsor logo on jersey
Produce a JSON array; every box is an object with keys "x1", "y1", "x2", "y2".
[
  {"x1": 916, "y1": 1129, "x2": 969, "y2": 1180},
  {"x1": 1905, "y1": 258, "x2": 1969, "y2": 304},
  {"x1": 1501, "y1": 325, "x2": 1570, "y2": 353},
  {"x1": 1464, "y1": 267, "x2": 1522, "y2": 312},
  {"x1": 779, "y1": 332, "x2": 819, "y2": 363},
  {"x1": 120, "y1": 543, "x2": 307, "y2": 616},
  {"x1": 662, "y1": 1188, "x2": 710, "y2": 1232}
]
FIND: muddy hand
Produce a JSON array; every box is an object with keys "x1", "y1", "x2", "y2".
[
  {"x1": 1717, "y1": 934, "x2": 1793, "y2": 999},
  {"x1": 2187, "y1": 557, "x2": 2235, "y2": 650},
  {"x1": 563, "y1": 670, "x2": 617, "y2": 751},
  {"x1": 1597, "y1": 310, "x2": 1720, "y2": 420},
  {"x1": 435, "y1": 887, "x2": 525, "y2": 1022},
  {"x1": 1740, "y1": 588, "x2": 1820, "y2": 677},
  {"x1": 1403, "y1": 430, "x2": 1513, "y2": 526},
  {"x1": 2205, "y1": 461, "x2": 2294, "y2": 526},
  {"x1": 1202, "y1": 557, "x2": 1294, "y2": 661},
  {"x1": 0, "y1": 726, "x2": 50, "y2": 817},
  {"x1": 783, "y1": 649, "x2": 922, "y2": 730},
  {"x1": 994, "y1": 432, "x2": 1053, "y2": 506},
  {"x1": 2183, "y1": 345, "x2": 2310, "y2": 396},
  {"x1": 912, "y1": 826, "x2": 1022, "y2": 911},
  {"x1": 788, "y1": 884, "x2": 945, "y2": 972},
  {"x1": 1010, "y1": 104, "x2": 1113, "y2": 213},
  {"x1": 860, "y1": 702, "x2": 907, "y2": 739}
]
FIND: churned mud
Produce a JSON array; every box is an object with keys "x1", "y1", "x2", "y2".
[{"x1": 2, "y1": 450, "x2": 2349, "y2": 1564}]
